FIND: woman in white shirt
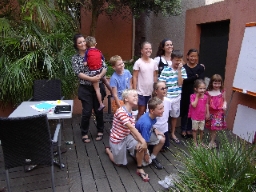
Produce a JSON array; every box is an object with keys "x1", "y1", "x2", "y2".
[{"x1": 154, "y1": 39, "x2": 173, "y2": 77}]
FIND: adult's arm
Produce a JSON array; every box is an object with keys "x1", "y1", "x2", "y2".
[
  {"x1": 78, "y1": 72, "x2": 101, "y2": 83},
  {"x1": 198, "y1": 65, "x2": 205, "y2": 79},
  {"x1": 183, "y1": 65, "x2": 205, "y2": 83},
  {"x1": 72, "y1": 55, "x2": 101, "y2": 83}
]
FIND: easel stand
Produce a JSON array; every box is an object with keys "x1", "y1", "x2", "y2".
[{"x1": 226, "y1": 87, "x2": 256, "y2": 117}]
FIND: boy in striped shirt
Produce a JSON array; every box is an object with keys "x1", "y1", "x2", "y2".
[
  {"x1": 106, "y1": 89, "x2": 150, "y2": 182},
  {"x1": 159, "y1": 50, "x2": 187, "y2": 143}
]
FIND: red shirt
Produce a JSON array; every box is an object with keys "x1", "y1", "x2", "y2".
[{"x1": 84, "y1": 48, "x2": 104, "y2": 70}]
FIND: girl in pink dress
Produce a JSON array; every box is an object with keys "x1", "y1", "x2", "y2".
[
  {"x1": 188, "y1": 79, "x2": 209, "y2": 146},
  {"x1": 205, "y1": 74, "x2": 227, "y2": 149}
]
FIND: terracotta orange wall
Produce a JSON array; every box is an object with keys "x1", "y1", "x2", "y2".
[
  {"x1": 80, "y1": 9, "x2": 133, "y2": 60},
  {"x1": 184, "y1": 0, "x2": 256, "y2": 129}
]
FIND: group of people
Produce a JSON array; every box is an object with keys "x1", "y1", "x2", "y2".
[{"x1": 72, "y1": 34, "x2": 227, "y2": 182}]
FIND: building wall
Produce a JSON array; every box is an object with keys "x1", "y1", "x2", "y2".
[
  {"x1": 184, "y1": 0, "x2": 256, "y2": 129},
  {"x1": 80, "y1": 9, "x2": 133, "y2": 60},
  {"x1": 144, "y1": 0, "x2": 205, "y2": 55}
]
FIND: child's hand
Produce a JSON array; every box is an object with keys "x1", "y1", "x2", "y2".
[
  {"x1": 96, "y1": 74, "x2": 102, "y2": 79},
  {"x1": 155, "y1": 129, "x2": 165, "y2": 137},
  {"x1": 222, "y1": 103, "x2": 227, "y2": 110},
  {"x1": 206, "y1": 113, "x2": 210, "y2": 120},
  {"x1": 136, "y1": 142, "x2": 147, "y2": 152},
  {"x1": 178, "y1": 63, "x2": 183, "y2": 70}
]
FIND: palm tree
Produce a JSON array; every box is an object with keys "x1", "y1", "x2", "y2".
[{"x1": 0, "y1": 0, "x2": 78, "y2": 107}]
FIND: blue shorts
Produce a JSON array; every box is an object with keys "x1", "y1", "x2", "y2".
[{"x1": 138, "y1": 95, "x2": 151, "y2": 106}]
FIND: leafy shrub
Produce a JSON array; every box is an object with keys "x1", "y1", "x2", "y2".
[
  {"x1": 0, "y1": 1, "x2": 78, "y2": 108},
  {"x1": 105, "y1": 57, "x2": 137, "y2": 77},
  {"x1": 172, "y1": 131, "x2": 256, "y2": 192}
]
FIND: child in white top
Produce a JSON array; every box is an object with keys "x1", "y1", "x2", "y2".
[
  {"x1": 154, "y1": 38, "x2": 173, "y2": 77},
  {"x1": 133, "y1": 42, "x2": 158, "y2": 119},
  {"x1": 152, "y1": 81, "x2": 172, "y2": 150}
]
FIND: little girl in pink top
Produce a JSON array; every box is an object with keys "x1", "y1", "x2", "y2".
[{"x1": 188, "y1": 79, "x2": 209, "y2": 146}]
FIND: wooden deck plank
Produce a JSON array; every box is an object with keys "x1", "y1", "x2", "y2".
[
  {"x1": 0, "y1": 114, "x2": 196, "y2": 192},
  {"x1": 63, "y1": 117, "x2": 83, "y2": 192},
  {"x1": 70, "y1": 115, "x2": 98, "y2": 192}
]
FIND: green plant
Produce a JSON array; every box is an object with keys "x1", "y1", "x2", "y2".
[
  {"x1": 172, "y1": 131, "x2": 256, "y2": 192},
  {"x1": 0, "y1": 0, "x2": 78, "y2": 108}
]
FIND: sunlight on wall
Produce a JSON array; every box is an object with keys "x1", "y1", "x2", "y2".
[{"x1": 205, "y1": 0, "x2": 224, "y2": 5}]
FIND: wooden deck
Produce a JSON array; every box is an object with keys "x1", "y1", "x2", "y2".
[{"x1": 0, "y1": 114, "x2": 189, "y2": 192}]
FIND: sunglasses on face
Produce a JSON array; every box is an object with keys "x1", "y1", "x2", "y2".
[{"x1": 160, "y1": 87, "x2": 168, "y2": 90}]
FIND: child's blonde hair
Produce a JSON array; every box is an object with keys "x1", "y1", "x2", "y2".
[
  {"x1": 109, "y1": 55, "x2": 122, "y2": 67},
  {"x1": 85, "y1": 36, "x2": 96, "y2": 48},
  {"x1": 148, "y1": 97, "x2": 163, "y2": 110},
  {"x1": 207, "y1": 74, "x2": 224, "y2": 91},
  {"x1": 122, "y1": 89, "x2": 137, "y2": 102}
]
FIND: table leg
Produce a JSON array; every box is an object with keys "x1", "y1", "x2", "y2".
[{"x1": 57, "y1": 119, "x2": 62, "y2": 169}]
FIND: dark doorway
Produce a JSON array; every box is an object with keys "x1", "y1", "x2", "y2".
[{"x1": 199, "y1": 20, "x2": 230, "y2": 80}]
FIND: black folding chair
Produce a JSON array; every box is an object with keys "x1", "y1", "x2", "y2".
[
  {"x1": 0, "y1": 114, "x2": 60, "y2": 192},
  {"x1": 29, "y1": 79, "x2": 64, "y2": 101},
  {"x1": 29, "y1": 79, "x2": 65, "y2": 169}
]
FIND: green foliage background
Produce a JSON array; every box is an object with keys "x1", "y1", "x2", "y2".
[
  {"x1": 0, "y1": 0, "x2": 78, "y2": 108},
  {"x1": 171, "y1": 131, "x2": 256, "y2": 192},
  {"x1": 0, "y1": 0, "x2": 181, "y2": 108}
]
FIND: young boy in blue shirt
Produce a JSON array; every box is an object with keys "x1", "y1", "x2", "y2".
[
  {"x1": 135, "y1": 97, "x2": 165, "y2": 169},
  {"x1": 109, "y1": 55, "x2": 132, "y2": 113}
]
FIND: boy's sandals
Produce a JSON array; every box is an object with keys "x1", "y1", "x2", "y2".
[
  {"x1": 82, "y1": 135, "x2": 91, "y2": 143},
  {"x1": 96, "y1": 133, "x2": 103, "y2": 141},
  {"x1": 136, "y1": 166, "x2": 150, "y2": 182}
]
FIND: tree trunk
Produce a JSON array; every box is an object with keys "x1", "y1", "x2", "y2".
[
  {"x1": 89, "y1": 2, "x2": 100, "y2": 36},
  {"x1": 134, "y1": 12, "x2": 147, "y2": 57}
]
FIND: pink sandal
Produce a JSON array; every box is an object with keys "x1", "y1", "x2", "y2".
[{"x1": 136, "y1": 166, "x2": 150, "y2": 182}]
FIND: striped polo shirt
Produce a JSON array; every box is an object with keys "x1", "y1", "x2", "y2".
[
  {"x1": 110, "y1": 107, "x2": 135, "y2": 144},
  {"x1": 158, "y1": 66, "x2": 187, "y2": 98}
]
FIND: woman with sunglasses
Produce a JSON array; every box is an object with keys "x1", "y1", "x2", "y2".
[{"x1": 151, "y1": 81, "x2": 172, "y2": 151}]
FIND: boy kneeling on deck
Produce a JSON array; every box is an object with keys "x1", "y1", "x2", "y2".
[
  {"x1": 135, "y1": 97, "x2": 165, "y2": 170},
  {"x1": 105, "y1": 89, "x2": 149, "y2": 182}
]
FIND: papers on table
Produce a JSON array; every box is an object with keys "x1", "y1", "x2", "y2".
[{"x1": 30, "y1": 101, "x2": 69, "y2": 112}]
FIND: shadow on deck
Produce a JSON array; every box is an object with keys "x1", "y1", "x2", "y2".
[{"x1": 0, "y1": 114, "x2": 192, "y2": 192}]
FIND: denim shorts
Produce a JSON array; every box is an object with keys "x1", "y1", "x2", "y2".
[{"x1": 138, "y1": 95, "x2": 151, "y2": 106}]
